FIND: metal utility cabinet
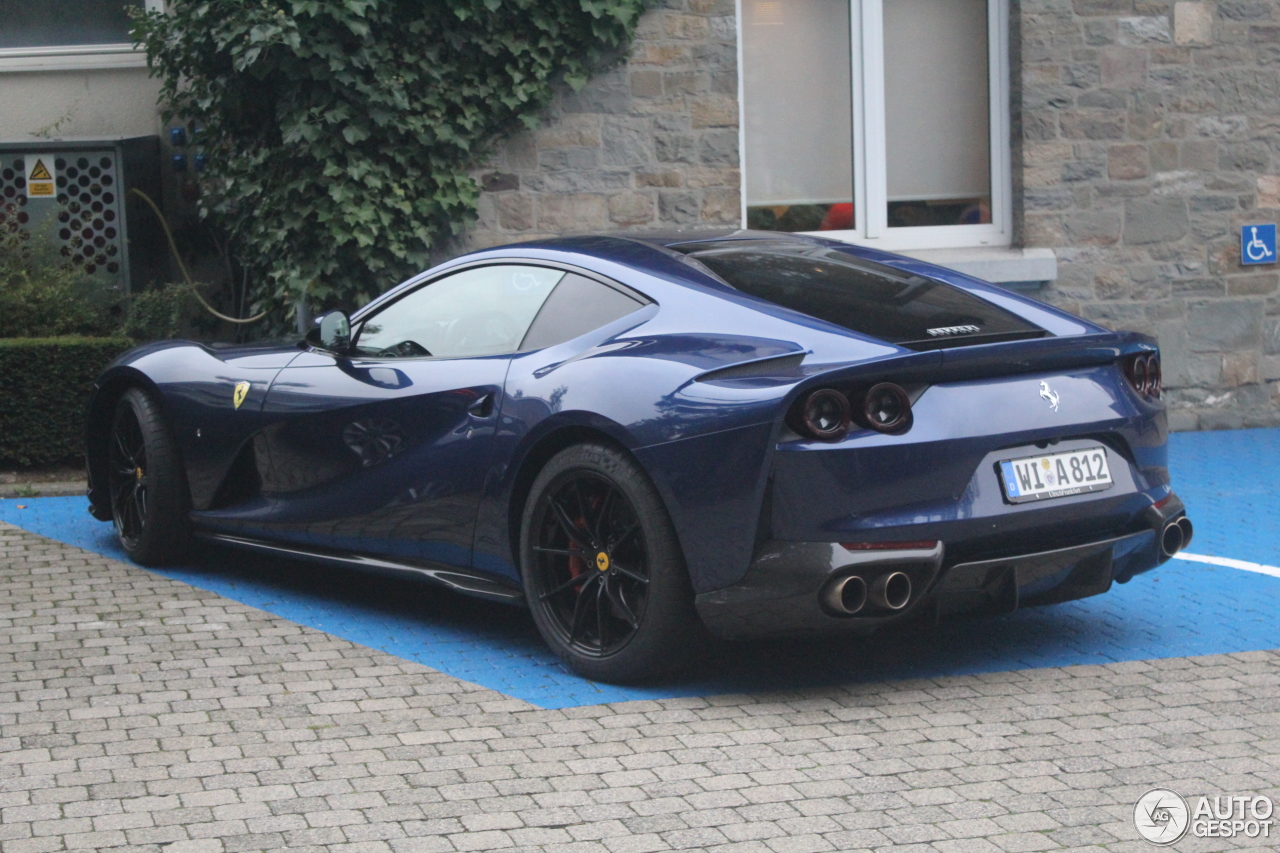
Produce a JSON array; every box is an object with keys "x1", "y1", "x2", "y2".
[{"x1": 0, "y1": 136, "x2": 164, "y2": 293}]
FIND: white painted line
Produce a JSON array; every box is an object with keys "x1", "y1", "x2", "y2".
[{"x1": 1175, "y1": 552, "x2": 1280, "y2": 580}]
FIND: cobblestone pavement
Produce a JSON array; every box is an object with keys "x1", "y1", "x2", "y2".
[
  {"x1": 7, "y1": 490, "x2": 1280, "y2": 710},
  {"x1": 4, "y1": 522, "x2": 1280, "y2": 853}
]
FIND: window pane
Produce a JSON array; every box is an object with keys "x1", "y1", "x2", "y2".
[
  {"x1": 688, "y1": 243, "x2": 1044, "y2": 350},
  {"x1": 355, "y1": 266, "x2": 563, "y2": 359},
  {"x1": 0, "y1": 1, "x2": 145, "y2": 49},
  {"x1": 883, "y1": 0, "x2": 991, "y2": 228},
  {"x1": 742, "y1": 0, "x2": 855, "y2": 233},
  {"x1": 519, "y1": 274, "x2": 644, "y2": 352}
]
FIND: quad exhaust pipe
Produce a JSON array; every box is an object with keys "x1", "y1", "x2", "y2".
[
  {"x1": 1176, "y1": 516, "x2": 1193, "y2": 548},
  {"x1": 1160, "y1": 522, "x2": 1182, "y2": 558},
  {"x1": 825, "y1": 515, "x2": 1193, "y2": 616},
  {"x1": 870, "y1": 571, "x2": 912, "y2": 611},
  {"x1": 1161, "y1": 517, "x2": 1194, "y2": 558},
  {"x1": 822, "y1": 575, "x2": 867, "y2": 615},
  {"x1": 822, "y1": 570, "x2": 913, "y2": 615}
]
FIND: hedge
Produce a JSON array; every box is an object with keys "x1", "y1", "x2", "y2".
[{"x1": 0, "y1": 337, "x2": 134, "y2": 468}]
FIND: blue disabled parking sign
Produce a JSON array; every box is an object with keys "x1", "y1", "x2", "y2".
[{"x1": 1241, "y1": 223, "x2": 1276, "y2": 265}]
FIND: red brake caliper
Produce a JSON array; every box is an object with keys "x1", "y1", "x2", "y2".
[{"x1": 567, "y1": 513, "x2": 589, "y2": 585}]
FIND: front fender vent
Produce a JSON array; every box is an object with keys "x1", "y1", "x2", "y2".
[{"x1": 209, "y1": 439, "x2": 264, "y2": 509}]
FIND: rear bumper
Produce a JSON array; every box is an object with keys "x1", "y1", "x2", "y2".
[{"x1": 696, "y1": 494, "x2": 1187, "y2": 640}]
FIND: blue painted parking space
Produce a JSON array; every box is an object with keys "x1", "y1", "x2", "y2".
[{"x1": 2, "y1": 428, "x2": 1278, "y2": 709}]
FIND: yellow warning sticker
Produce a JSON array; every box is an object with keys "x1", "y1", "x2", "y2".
[{"x1": 25, "y1": 156, "x2": 55, "y2": 198}]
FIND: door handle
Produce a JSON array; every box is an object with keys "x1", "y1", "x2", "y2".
[{"x1": 467, "y1": 394, "x2": 495, "y2": 419}]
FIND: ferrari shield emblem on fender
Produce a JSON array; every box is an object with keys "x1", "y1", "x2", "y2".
[{"x1": 233, "y1": 381, "x2": 250, "y2": 410}]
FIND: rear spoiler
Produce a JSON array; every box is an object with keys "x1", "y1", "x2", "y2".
[
  {"x1": 694, "y1": 330, "x2": 1157, "y2": 393},
  {"x1": 933, "y1": 331, "x2": 1156, "y2": 383}
]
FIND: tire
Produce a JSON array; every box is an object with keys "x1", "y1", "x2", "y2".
[
  {"x1": 106, "y1": 387, "x2": 193, "y2": 566},
  {"x1": 520, "y1": 442, "x2": 708, "y2": 682}
]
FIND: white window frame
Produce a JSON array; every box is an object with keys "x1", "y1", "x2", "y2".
[
  {"x1": 736, "y1": 0, "x2": 1012, "y2": 251},
  {"x1": 0, "y1": 0, "x2": 164, "y2": 73}
]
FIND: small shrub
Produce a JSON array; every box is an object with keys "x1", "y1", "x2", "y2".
[
  {"x1": 119, "y1": 283, "x2": 201, "y2": 342},
  {"x1": 1, "y1": 212, "x2": 211, "y2": 342},
  {"x1": 0, "y1": 217, "x2": 118, "y2": 338}
]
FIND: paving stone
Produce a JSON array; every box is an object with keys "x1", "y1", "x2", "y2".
[{"x1": 2, "y1": 510, "x2": 1280, "y2": 853}]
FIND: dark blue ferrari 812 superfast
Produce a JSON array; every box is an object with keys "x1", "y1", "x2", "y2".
[{"x1": 85, "y1": 231, "x2": 1192, "y2": 681}]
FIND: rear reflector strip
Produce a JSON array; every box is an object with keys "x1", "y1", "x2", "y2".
[{"x1": 841, "y1": 540, "x2": 939, "y2": 551}]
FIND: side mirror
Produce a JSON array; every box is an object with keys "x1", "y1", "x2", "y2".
[{"x1": 307, "y1": 309, "x2": 352, "y2": 353}]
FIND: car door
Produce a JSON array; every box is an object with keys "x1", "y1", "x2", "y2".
[{"x1": 250, "y1": 263, "x2": 565, "y2": 567}]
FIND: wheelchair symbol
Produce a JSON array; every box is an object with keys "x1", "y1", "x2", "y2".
[{"x1": 1245, "y1": 226, "x2": 1274, "y2": 262}]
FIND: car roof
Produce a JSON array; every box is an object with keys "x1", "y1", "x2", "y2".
[
  {"x1": 365, "y1": 231, "x2": 1100, "y2": 344},
  {"x1": 509, "y1": 229, "x2": 829, "y2": 255}
]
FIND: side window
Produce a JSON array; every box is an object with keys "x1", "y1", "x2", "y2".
[
  {"x1": 354, "y1": 265, "x2": 564, "y2": 359},
  {"x1": 519, "y1": 274, "x2": 645, "y2": 352}
]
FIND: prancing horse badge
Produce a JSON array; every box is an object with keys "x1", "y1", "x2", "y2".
[
  {"x1": 233, "y1": 381, "x2": 250, "y2": 409},
  {"x1": 1038, "y1": 380, "x2": 1060, "y2": 412}
]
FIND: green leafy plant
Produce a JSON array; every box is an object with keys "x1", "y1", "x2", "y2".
[
  {"x1": 0, "y1": 211, "x2": 205, "y2": 341},
  {"x1": 0, "y1": 216, "x2": 117, "y2": 338},
  {"x1": 133, "y1": 0, "x2": 646, "y2": 331},
  {"x1": 118, "y1": 282, "x2": 200, "y2": 341}
]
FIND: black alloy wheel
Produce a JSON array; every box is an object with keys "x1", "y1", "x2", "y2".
[
  {"x1": 531, "y1": 471, "x2": 649, "y2": 656},
  {"x1": 108, "y1": 398, "x2": 149, "y2": 549},
  {"x1": 521, "y1": 443, "x2": 707, "y2": 682},
  {"x1": 105, "y1": 388, "x2": 193, "y2": 565}
]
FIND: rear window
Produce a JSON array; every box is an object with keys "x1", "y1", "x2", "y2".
[{"x1": 680, "y1": 242, "x2": 1045, "y2": 350}]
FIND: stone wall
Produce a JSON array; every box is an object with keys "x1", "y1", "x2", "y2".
[
  {"x1": 462, "y1": 0, "x2": 740, "y2": 250},
  {"x1": 1020, "y1": 0, "x2": 1280, "y2": 429},
  {"x1": 462, "y1": 0, "x2": 1280, "y2": 430}
]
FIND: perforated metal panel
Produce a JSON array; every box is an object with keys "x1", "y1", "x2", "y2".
[
  {"x1": 0, "y1": 151, "x2": 126, "y2": 282},
  {"x1": 0, "y1": 137, "x2": 163, "y2": 292},
  {"x1": 56, "y1": 153, "x2": 126, "y2": 278}
]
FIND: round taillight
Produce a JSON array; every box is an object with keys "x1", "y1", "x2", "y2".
[
  {"x1": 795, "y1": 388, "x2": 851, "y2": 441},
  {"x1": 862, "y1": 383, "x2": 912, "y2": 434},
  {"x1": 1131, "y1": 355, "x2": 1149, "y2": 394},
  {"x1": 1121, "y1": 352, "x2": 1161, "y2": 398}
]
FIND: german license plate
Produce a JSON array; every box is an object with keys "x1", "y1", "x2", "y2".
[{"x1": 998, "y1": 446, "x2": 1113, "y2": 504}]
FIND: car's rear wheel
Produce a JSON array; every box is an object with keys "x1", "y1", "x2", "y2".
[
  {"x1": 107, "y1": 387, "x2": 192, "y2": 565},
  {"x1": 520, "y1": 443, "x2": 705, "y2": 682}
]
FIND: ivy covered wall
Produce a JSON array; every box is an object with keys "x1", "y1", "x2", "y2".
[{"x1": 134, "y1": 0, "x2": 656, "y2": 328}]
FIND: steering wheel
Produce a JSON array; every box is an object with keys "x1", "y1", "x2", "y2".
[
  {"x1": 444, "y1": 311, "x2": 520, "y2": 354},
  {"x1": 376, "y1": 340, "x2": 432, "y2": 358}
]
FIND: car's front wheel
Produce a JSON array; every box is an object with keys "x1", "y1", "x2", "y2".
[
  {"x1": 106, "y1": 387, "x2": 193, "y2": 566},
  {"x1": 520, "y1": 443, "x2": 705, "y2": 682}
]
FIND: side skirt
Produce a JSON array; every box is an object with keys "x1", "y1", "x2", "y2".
[{"x1": 193, "y1": 531, "x2": 526, "y2": 606}]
